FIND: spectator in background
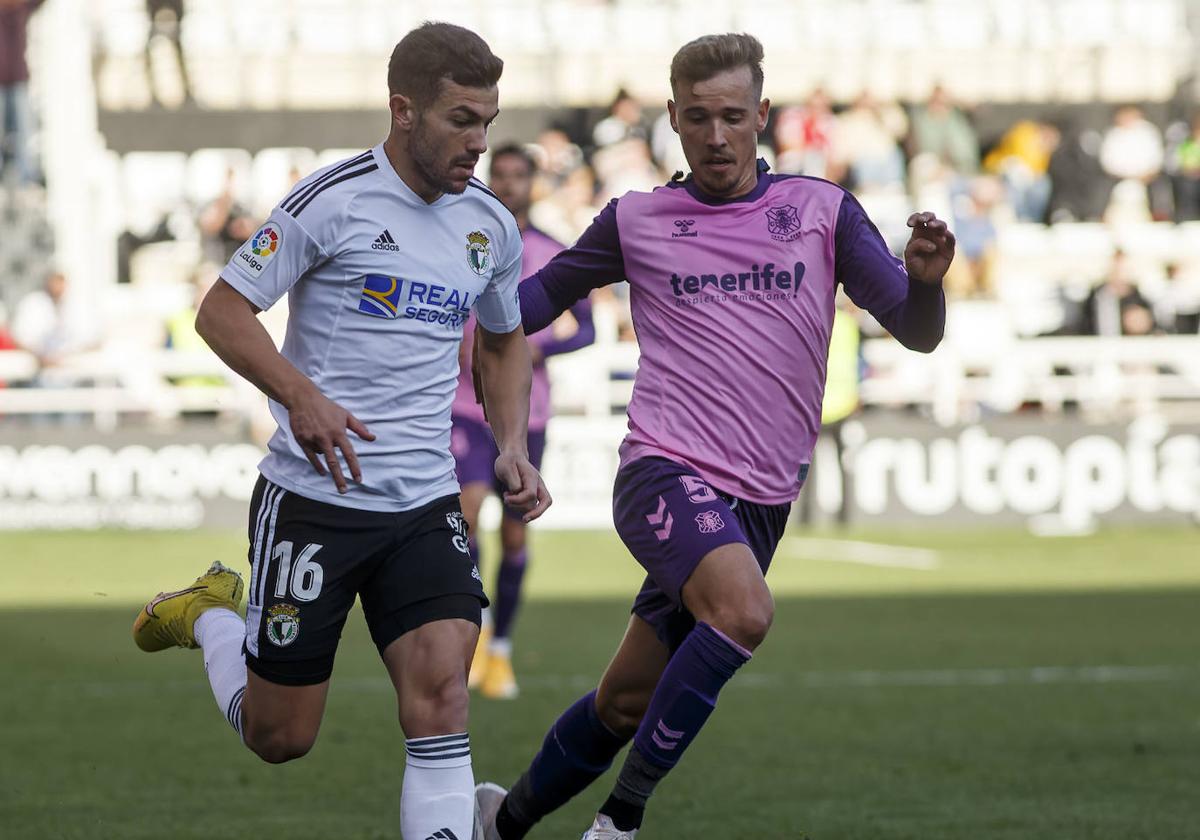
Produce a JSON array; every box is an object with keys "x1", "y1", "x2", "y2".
[
  {"x1": 983, "y1": 119, "x2": 1059, "y2": 223},
  {"x1": 1081, "y1": 250, "x2": 1155, "y2": 337},
  {"x1": 831, "y1": 91, "x2": 907, "y2": 192},
  {"x1": 1170, "y1": 114, "x2": 1200, "y2": 222},
  {"x1": 592, "y1": 88, "x2": 646, "y2": 149},
  {"x1": 650, "y1": 108, "x2": 690, "y2": 179},
  {"x1": 0, "y1": 0, "x2": 43, "y2": 185},
  {"x1": 773, "y1": 87, "x2": 836, "y2": 177},
  {"x1": 165, "y1": 271, "x2": 224, "y2": 388},
  {"x1": 1047, "y1": 120, "x2": 1111, "y2": 222},
  {"x1": 1099, "y1": 105, "x2": 1170, "y2": 220},
  {"x1": 11, "y1": 271, "x2": 97, "y2": 370},
  {"x1": 144, "y1": 0, "x2": 192, "y2": 107},
  {"x1": 531, "y1": 124, "x2": 584, "y2": 191},
  {"x1": 1154, "y1": 261, "x2": 1200, "y2": 334},
  {"x1": 0, "y1": 302, "x2": 18, "y2": 389},
  {"x1": 946, "y1": 177, "x2": 999, "y2": 298},
  {"x1": 198, "y1": 167, "x2": 257, "y2": 264},
  {"x1": 592, "y1": 135, "x2": 661, "y2": 203},
  {"x1": 907, "y1": 85, "x2": 974, "y2": 175},
  {"x1": 909, "y1": 85, "x2": 979, "y2": 176}
]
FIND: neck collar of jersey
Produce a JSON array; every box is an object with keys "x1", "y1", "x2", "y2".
[
  {"x1": 372, "y1": 143, "x2": 457, "y2": 208},
  {"x1": 681, "y1": 158, "x2": 773, "y2": 206}
]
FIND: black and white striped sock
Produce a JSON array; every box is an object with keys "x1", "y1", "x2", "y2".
[{"x1": 401, "y1": 733, "x2": 474, "y2": 840}]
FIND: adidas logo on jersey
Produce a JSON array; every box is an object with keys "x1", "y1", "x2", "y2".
[
  {"x1": 372, "y1": 229, "x2": 400, "y2": 251},
  {"x1": 424, "y1": 830, "x2": 459, "y2": 840}
]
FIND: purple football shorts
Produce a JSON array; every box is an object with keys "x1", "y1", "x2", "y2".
[{"x1": 612, "y1": 456, "x2": 791, "y2": 652}]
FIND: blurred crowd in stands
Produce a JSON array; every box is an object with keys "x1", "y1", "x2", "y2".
[{"x1": 2, "y1": 0, "x2": 1199, "y2": 405}]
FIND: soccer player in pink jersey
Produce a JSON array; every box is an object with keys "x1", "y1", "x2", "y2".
[
  {"x1": 453, "y1": 144, "x2": 595, "y2": 699},
  {"x1": 476, "y1": 34, "x2": 955, "y2": 840}
]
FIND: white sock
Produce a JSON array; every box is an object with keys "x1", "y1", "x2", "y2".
[
  {"x1": 401, "y1": 733, "x2": 475, "y2": 840},
  {"x1": 194, "y1": 607, "x2": 248, "y2": 741},
  {"x1": 488, "y1": 637, "x2": 512, "y2": 658}
]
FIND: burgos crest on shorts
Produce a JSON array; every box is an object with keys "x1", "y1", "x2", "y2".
[
  {"x1": 466, "y1": 230, "x2": 490, "y2": 275},
  {"x1": 266, "y1": 603, "x2": 300, "y2": 647},
  {"x1": 765, "y1": 205, "x2": 801, "y2": 242},
  {"x1": 695, "y1": 510, "x2": 726, "y2": 534}
]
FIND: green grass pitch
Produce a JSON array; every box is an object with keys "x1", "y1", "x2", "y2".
[{"x1": 1, "y1": 526, "x2": 1198, "y2": 839}]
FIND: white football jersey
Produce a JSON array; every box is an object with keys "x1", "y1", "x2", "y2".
[{"x1": 221, "y1": 144, "x2": 522, "y2": 511}]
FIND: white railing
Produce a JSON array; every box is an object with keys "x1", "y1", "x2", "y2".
[{"x1": 2, "y1": 335, "x2": 1199, "y2": 430}]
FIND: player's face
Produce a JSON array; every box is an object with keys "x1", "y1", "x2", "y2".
[
  {"x1": 488, "y1": 154, "x2": 534, "y2": 217},
  {"x1": 669, "y1": 66, "x2": 769, "y2": 199},
  {"x1": 409, "y1": 80, "x2": 500, "y2": 195}
]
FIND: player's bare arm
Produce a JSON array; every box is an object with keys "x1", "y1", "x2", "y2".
[
  {"x1": 474, "y1": 323, "x2": 552, "y2": 522},
  {"x1": 196, "y1": 278, "x2": 375, "y2": 493}
]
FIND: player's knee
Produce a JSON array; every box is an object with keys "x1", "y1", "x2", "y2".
[
  {"x1": 595, "y1": 685, "x2": 649, "y2": 739},
  {"x1": 405, "y1": 673, "x2": 470, "y2": 732},
  {"x1": 244, "y1": 722, "x2": 315, "y2": 765},
  {"x1": 706, "y1": 597, "x2": 774, "y2": 651}
]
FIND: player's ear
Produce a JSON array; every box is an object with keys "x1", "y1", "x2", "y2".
[
  {"x1": 667, "y1": 100, "x2": 679, "y2": 134},
  {"x1": 390, "y1": 93, "x2": 416, "y2": 131},
  {"x1": 756, "y1": 97, "x2": 770, "y2": 133}
]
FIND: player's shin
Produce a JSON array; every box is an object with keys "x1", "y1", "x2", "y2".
[
  {"x1": 495, "y1": 690, "x2": 627, "y2": 839},
  {"x1": 599, "y1": 622, "x2": 750, "y2": 832},
  {"x1": 195, "y1": 608, "x2": 249, "y2": 741},
  {"x1": 402, "y1": 733, "x2": 475, "y2": 840}
]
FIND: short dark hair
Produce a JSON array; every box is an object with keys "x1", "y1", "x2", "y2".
[
  {"x1": 489, "y1": 143, "x2": 536, "y2": 175},
  {"x1": 669, "y1": 33, "x2": 764, "y2": 100},
  {"x1": 387, "y1": 22, "x2": 504, "y2": 106}
]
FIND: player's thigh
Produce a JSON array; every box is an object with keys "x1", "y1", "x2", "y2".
[
  {"x1": 680, "y1": 541, "x2": 774, "y2": 650},
  {"x1": 595, "y1": 614, "x2": 671, "y2": 738},
  {"x1": 359, "y1": 494, "x2": 486, "y2": 734},
  {"x1": 612, "y1": 457, "x2": 749, "y2": 612},
  {"x1": 381, "y1": 617, "x2": 479, "y2": 737}
]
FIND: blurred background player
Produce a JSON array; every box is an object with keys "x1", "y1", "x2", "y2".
[
  {"x1": 477, "y1": 32, "x2": 954, "y2": 840},
  {"x1": 454, "y1": 143, "x2": 595, "y2": 700}
]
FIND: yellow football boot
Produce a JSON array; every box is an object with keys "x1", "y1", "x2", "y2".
[
  {"x1": 468, "y1": 622, "x2": 493, "y2": 689},
  {"x1": 132, "y1": 561, "x2": 244, "y2": 652},
  {"x1": 480, "y1": 649, "x2": 519, "y2": 700}
]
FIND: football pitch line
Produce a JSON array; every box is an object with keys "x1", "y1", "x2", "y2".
[
  {"x1": 54, "y1": 664, "x2": 1198, "y2": 698},
  {"x1": 781, "y1": 536, "x2": 941, "y2": 570}
]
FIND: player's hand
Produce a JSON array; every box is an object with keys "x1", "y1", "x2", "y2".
[
  {"x1": 494, "y1": 450, "x2": 553, "y2": 522},
  {"x1": 287, "y1": 385, "x2": 376, "y2": 494},
  {"x1": 904, "y1": 211, "x2": 956, "y2": 285}
]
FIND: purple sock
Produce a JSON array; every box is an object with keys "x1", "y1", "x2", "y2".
[
  {"x1": 501, "y1": 690, "x2": 628, "y2": 834},
  {"x1": 493, "y1": 549, "x2": 527, "y2": 640},
  {"x1": 602, "y1": 622, "x2": 751, "y2": 828}
]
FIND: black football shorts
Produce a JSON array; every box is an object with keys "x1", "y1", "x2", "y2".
[{"x1": 242, "y1": 475, "x2": 486, "y2": 686}]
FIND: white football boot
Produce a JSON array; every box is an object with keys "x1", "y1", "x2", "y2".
[
  {"x1": 580, "y1": 814, "x2": 638, "y2": 839},
  {"x1": 473, "y1": 782, "x2": 507, "y2": 840}
]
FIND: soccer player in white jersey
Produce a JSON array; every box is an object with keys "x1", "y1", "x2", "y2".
[
  {"x1": 476, "y1": 34, "x2": 953, "y2": 838},
  {"x1": 131, "y1": 23, "x2": 549, "y2": 840}
]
